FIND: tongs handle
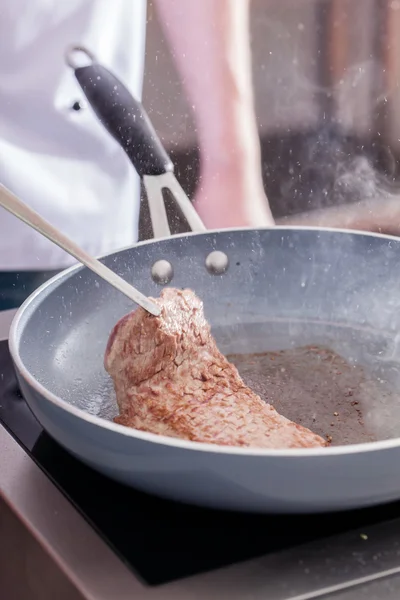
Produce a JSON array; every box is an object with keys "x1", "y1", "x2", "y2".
[{"x1": 69, "y1": 49, "x2": 173, "y2": 178}]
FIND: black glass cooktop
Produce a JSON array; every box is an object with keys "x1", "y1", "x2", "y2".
[{"x1": 3, "y1": 340, "x2": 400, "y2": 587}]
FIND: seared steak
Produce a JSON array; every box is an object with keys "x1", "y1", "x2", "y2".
[{"x1": 105, "y1": 288, "x2": 326, "y2": 449}]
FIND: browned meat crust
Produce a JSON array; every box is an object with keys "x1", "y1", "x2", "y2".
[{"x1": 105, "y1": 288, "x2": 327, "y2": 449}]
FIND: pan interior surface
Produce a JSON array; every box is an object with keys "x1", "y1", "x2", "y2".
[{"x1": 13, "y1": 228, "x2": 400, "y2": 447}]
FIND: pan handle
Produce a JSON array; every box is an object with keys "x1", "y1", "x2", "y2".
[
  {"x1": 66, "y1": 46, "x2": 207, "y2": 243},
  {"x1": 66, "y1": 46, "x2": 173, "y2": 178}
]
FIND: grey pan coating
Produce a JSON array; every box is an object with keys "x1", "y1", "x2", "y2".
[{"x1": 9, "y1": 226, "x2": 400, "y2": 513}]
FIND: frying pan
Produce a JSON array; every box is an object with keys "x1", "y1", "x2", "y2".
[{"x1": 8, "y1": 51, "x2": 400, "y2": 514}]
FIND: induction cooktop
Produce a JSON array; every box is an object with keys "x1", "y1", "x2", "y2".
[{"x1": 4, "y1": 338, "x2": 400, "y2": 591}]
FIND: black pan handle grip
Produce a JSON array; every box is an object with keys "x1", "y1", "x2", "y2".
[{"x1": 73, "y1": 62, "x2": 173, "y2": 177}]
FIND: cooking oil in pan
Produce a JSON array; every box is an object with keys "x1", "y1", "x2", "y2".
[{"x1": 84, "y1": 319, "x2": 400, "y2": 447}]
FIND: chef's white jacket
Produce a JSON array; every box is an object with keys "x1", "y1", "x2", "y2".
[{"x1": 0, "y1": 0, "x2": 147, "y2": 270}]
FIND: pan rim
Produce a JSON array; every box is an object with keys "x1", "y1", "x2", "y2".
[{"x1": 9, "y1": 225, "x2": 400, "y2": 459}]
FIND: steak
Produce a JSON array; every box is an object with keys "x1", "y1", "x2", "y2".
[{"x1": 105, "y1": 288, "x2": 327, "y2": 449}]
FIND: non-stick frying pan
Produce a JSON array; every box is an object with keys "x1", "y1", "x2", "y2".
[{"x1": 8, "y1": 50, "x2": 400, "y2": 513}]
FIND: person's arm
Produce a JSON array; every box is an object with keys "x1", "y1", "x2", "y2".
[{"x1": 154, "y1": 0, "x2": 274, "y2": 228}]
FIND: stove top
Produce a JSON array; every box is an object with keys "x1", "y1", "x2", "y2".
[{"x1": 5, "y1": 340, "x2": 400, "y2": 591}]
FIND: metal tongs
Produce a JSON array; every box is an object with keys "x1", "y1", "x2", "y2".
[
  {"x1": 66, "y1": 46, "x2": 206, "y2": 240},
  {"x1": 0, "y1": 184, "x2": 161, "y2": 316}
]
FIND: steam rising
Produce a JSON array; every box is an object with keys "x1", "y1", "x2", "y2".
[{"x1": 264, "y1": 116, "x2": 400, "y2": 225}]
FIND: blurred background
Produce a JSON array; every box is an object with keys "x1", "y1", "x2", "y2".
[{"x1": 140, "y1": 0, "x2": 400, "y2": 237}]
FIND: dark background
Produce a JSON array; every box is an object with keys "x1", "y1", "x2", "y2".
[{"x1": 138, "y1": 0, "x2": 400, "y2": 239}]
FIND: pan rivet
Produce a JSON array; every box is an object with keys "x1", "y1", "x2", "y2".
[
  {"x1": 151, "y1": 260, "x2": 174, "y2": 285},
  {"x1": 205, "y1": 251, "x2": 229, "y2": 275}
]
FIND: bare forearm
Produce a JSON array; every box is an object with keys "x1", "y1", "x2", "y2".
[
  {"x1": 154, "y1": 0, "x2": 260, "y2": 167},
  {"x1": 154, "y1": 0, "x2": 273, "y2": 227}
]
